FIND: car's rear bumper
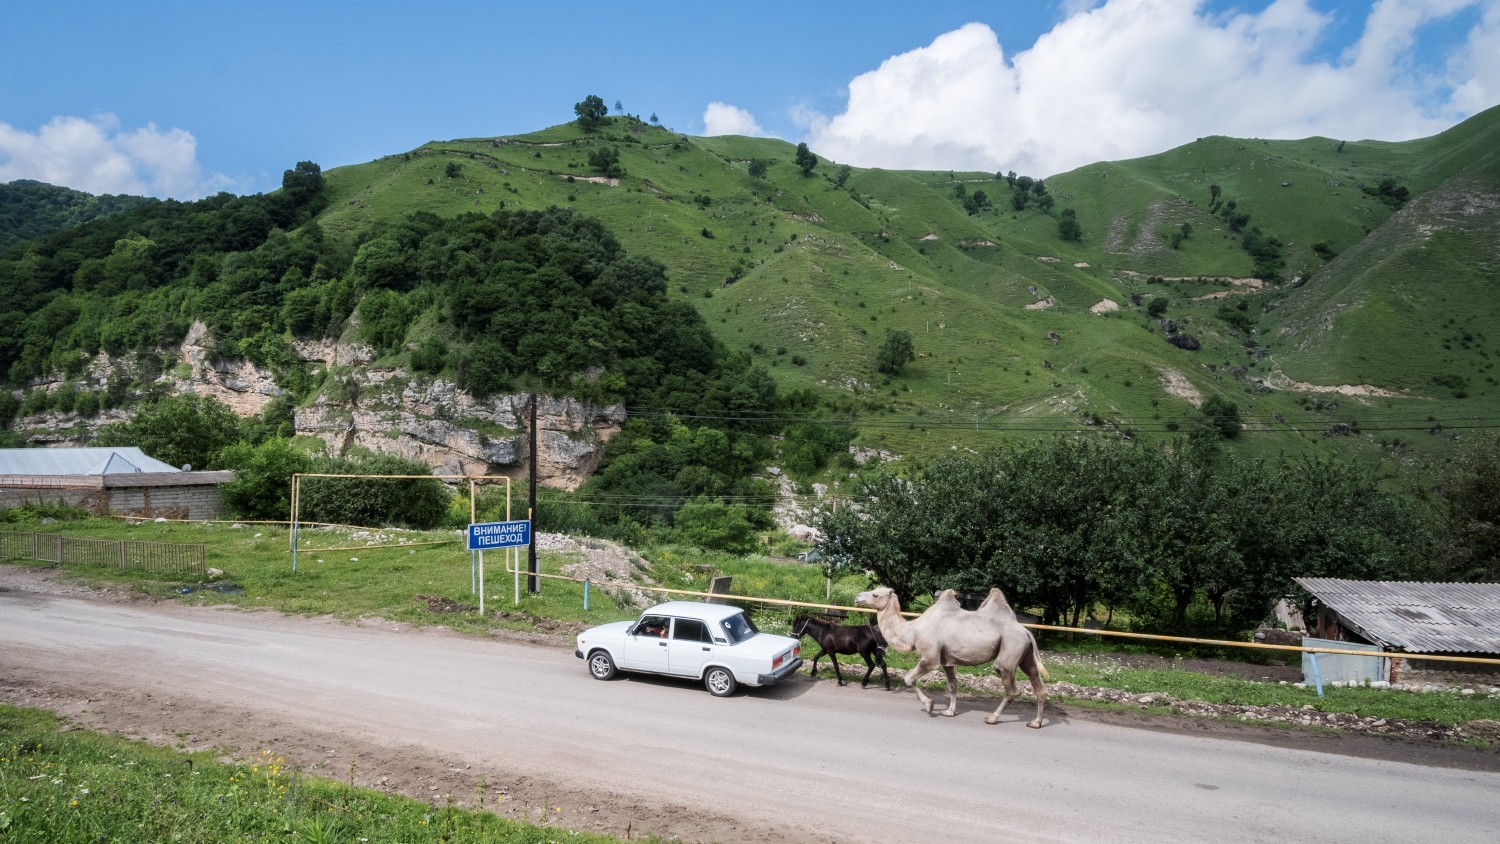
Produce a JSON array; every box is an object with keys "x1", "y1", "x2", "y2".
[{"x1": 757, "y1": 656, "x2": 803, "y2": 686}]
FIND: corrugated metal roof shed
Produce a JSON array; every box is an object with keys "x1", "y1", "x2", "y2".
[
  {"x1": 1294, "y1": 578, "x2": 1500, "y2": 654},
  {"x1": 0, "y1": 448, "x2": 180, "y2": 476}
]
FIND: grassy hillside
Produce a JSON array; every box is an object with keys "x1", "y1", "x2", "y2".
[{"x1": 305, "y1": 106, "x2": 1500, "y2": 468}]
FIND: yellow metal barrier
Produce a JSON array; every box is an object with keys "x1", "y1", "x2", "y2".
[{"x1": 508, "y1": 565, "x2": 1500, "y2": 668}]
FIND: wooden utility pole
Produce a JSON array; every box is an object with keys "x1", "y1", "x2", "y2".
[{"x1": 528, "y1": 392, "x2": 539, "y2": 593}]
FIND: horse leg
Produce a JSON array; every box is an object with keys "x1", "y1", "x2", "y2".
[
  {"x1": 858, "y1": 650, "x2": 875, "y2": 688},
  {"x1": 905, "y1": 655, "x2": 938, "y2": 714},
  {"x1": 939, "y1": 665, "x2": 959, "y2": 717},
  {"x1": 809, "y1": 647, "x2": 828, "y2": 678},
  {"x1": 876, "y1": 648, "x2": 891, "y2": 690},
  {"x1": 830, "y1": 651, "x2": 846, "y2": 686}
]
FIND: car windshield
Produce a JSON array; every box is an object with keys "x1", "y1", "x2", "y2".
[{"x1": 720, "y1": 613, "x2": 758, "y2": 644}]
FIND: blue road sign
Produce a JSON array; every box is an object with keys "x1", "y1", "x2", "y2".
[{"x1": 467, "y1": 519, "x2": 532, "y2": 550}]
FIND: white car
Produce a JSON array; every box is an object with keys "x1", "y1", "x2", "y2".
[{"x1": 575, "y1": 601, "x2": 803, "y2": 696}]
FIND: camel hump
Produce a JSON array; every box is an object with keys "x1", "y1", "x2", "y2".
[
  {"x1": 929, "y1": 589, "x2": 963, "y2": 612},
  {"x1": 978, "y1": 588, "x2": 1018, "y2": 621},
  {"x1": 980, "y1": 587, "x2": 1011, "y2": 610}
]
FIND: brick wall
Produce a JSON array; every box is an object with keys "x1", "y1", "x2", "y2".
[{"x1": 105, "y1": 485, "x2": 224, "y2": 520}]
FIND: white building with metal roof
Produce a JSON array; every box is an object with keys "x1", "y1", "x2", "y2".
[
  {"x1": 0, "y1": 447, "x2": 232, "y2": 520},
  {"x1": 0, "y1": 447, "x2": 182, "y2": 476}
]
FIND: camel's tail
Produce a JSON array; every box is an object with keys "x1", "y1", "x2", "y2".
[{"x1": 1029, "y1": 630, "x2": 1050, "y2": 680}]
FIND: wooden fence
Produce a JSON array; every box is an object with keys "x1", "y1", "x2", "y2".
[{"x1": 0, "y1": 531, "x2": 206, "y2": 577}]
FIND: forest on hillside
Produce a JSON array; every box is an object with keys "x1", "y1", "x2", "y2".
[{"x1": 0, "y1": 179, "x2": 155, "y2": 252}]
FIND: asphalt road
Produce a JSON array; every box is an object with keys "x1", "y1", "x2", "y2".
[{"x1": 3, "y1": 585, "x2": 1498, "y2": 843}]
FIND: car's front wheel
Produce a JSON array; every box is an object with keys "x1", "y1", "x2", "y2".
[
  {"x1": 704, "y1": 666, "x2": 737, "y2": 697},
  {"x1": 587, "y1": 650, "x2": 618, "y2": 680}
]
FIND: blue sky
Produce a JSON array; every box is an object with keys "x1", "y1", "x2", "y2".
[{"x1": 3, "y1": 0, "x2": 1497, "y2": 198}]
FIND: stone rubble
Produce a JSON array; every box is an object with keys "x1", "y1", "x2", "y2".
[{"x1": 953, "y1": 673, "x2": 1500, "y2": 744}]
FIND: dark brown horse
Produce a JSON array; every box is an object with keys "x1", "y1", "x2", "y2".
[{"x1": 792, "y1": 613, "x2": 891, "y2": 689}]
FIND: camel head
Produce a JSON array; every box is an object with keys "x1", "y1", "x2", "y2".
[{"x1": 855, "y1": 586, "x2": 898, "y2": 612}]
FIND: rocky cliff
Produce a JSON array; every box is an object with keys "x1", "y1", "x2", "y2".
[{"x1": 12, "y1": 322, "x2": 625, "y2": 491}]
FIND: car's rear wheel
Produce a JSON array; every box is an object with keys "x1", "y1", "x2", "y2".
[
  {"x1": 704, "y1": 666, "x2": 737, "y2": 697},
  {"x1": 587, "y1": 650, "x2": 618, "y2": 680}
]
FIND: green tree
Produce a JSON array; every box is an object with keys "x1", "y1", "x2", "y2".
[
  {"x1": 875, "y1": 330, "x2": 915, "y2": 374},
  {"x1": 794, "y1": 143, "x2": 818, "y2": 177},
  {"x1": 747, "y1": 159, "x2": 768, "y2": 180},
  {"x1": 587, "y1": 146, "x2": 623, "y2": 178},
  {"x1": 296, "y1": 452, "x2": 450, "y2": 529},
  {"x1": 1430, "y1": 436, "x2": 1500, "y2": 581},
  {"x1": 281, "y1": 286, "x2": 327, "y2": 337},
  {"x1": 357, "y1": 288, "x2": 417, "y2": 353},
  {"x1": 1199, "y1": 396, "x2": 1242, "y2": 438},
  {"x1": 92, "y1": 394, "x2": 241, "y2": 470},
  {"x1": 816, "y1": 471, "x2": 944, "y2": 605},
  {"x1": 1146, "y1": 297, "x2": 1169, "y2": 317},
  {"x1": 835, "y1": 164, "x2": 852, "y2": 188},
  {"x1": 280, "y1": 161, "x2": 324, "y2": 199},
  {"x1": 1058, "y1": 208, "x2": 1082, "y2": 242},
  {"x1": 574, "y1": 94, "x2": 608, "y2": 131},
  {"x1": 218, "y1": 438, "x2": 313, "y2": 520},
  {"x1": 672, "y1": 499, "x2": 766, "y2": 553}
]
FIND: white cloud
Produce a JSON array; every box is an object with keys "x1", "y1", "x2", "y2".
[
  {"x1": 804, "y1": 0, "x2": 1500, "y2": 177},
  {"x1": 702, "y1": 102, "x2": 771, "y2": 137},
  {"x1": 1447, "y1": 0, "x2": 1500, "y2": 112},
  {"x1": 0, "y1": 114, "x2": 236, "y2": 199}
]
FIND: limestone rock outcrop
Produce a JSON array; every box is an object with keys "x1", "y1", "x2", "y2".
[{"x1": 14, "y1": 322, "x2": 623, "y2": 491}]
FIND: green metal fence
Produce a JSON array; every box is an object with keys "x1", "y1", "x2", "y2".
[{"x1": 0, "y1": 531, "x2": 206, "y2": 577}]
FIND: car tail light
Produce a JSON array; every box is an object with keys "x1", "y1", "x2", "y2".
[{"x1": 772, "y1": 654, "x2": 784, "y2": 669}]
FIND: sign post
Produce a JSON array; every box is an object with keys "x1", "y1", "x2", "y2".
[{"x1": 467, "y1": 520, "x2": 532, "y2": 615}]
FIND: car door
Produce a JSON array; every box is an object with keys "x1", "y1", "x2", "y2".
[
  {"x1": 665, "y1": 617, "x2": 715, "y2": 677},
  {"x1": 619, "y1": 613, "x2": 672, "y2": 674}
]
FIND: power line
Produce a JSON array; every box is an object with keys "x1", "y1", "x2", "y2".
[{"x1": 620, "y1": 407, "x2": 1500, "y2": 435}]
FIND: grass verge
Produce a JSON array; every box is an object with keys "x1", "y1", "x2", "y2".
[{"x1": 0, "y1": 704, "x2": 632, "y2": 842}]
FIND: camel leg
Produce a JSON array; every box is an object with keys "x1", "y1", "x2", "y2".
[
  {"x1": 1021, "y1": 646, "x2": 1048, "y2": 729},
  {"x1": 985, "y1": 663, "x2": 1018, "y2": 725},
  {"x1": 939, "y1": 666, "x2": 960, "y2": 717},
  {"x1": 905, "y1": 656, "x2": 939, "y2": 714}
]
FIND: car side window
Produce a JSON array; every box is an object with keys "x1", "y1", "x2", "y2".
[
  {"x1": 635, "y1": 615, "x2": 671, "y2": 638},
  {"x1": 672, "y1": 618, "x2": 711, "y2": 643},
  {"x1": 720, "y1": 613, "x2": 755, "y2": 644}
]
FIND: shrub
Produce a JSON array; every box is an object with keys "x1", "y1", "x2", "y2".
[{"x1": 296, "y1": 453, "x2": 450, "y2": 529}]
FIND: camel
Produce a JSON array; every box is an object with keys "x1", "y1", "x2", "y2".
[{"x1": 855, "y1": 586, "x2": 1048, "y2": 728}]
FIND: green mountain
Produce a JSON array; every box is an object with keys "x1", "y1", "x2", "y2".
[
  {"x1": 4, "y1": 105, "x2": 1498, "y2": 473},
  {"x1": 307, "y1": 105, "x2": 1500, "y2": 463},
  {"x1": 0, "y1": 180, "x2": 155, "y2": 252}
]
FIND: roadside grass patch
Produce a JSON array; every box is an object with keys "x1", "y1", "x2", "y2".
[{"x1": 0, "y1": 704, "x2": 630, "y2": 843}]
